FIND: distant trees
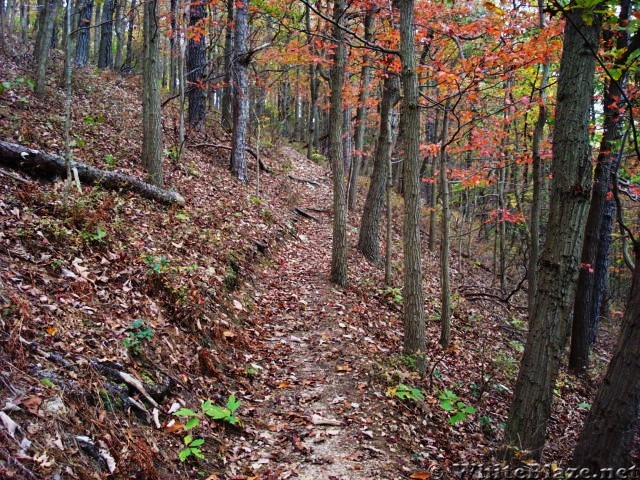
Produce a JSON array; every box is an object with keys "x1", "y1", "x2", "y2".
[
  {"x1": 97, "y1": 0, "x2": 115, "y2": 68},
  {"x1": 34, "y1": 0, "x2": 59, "y2": 96}
]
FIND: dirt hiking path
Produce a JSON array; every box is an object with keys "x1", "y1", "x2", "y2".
[{"x1": 226, "y1": 147, "x2": 414, "y2": 479}]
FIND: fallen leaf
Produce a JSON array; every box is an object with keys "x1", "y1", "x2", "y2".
[
  {"x1": 410, "y1": 473, "x2": 430, "y2": 480},
  {"x1": 336, "y1": 364, "x2": 352, "y2": 372},
  {"x1": 310, "y1": 414, "x2": 342, "y2": 426},
  {"x1": 0, "y1": 411, "x2": 19, "y2": 438}
]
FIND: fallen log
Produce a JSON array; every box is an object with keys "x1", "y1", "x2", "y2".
[
  {"x1": 293, "y1": 207, "x2": 319, "y2": 222},
  {"x1": 0, "y1": 141, "x2": 185, "y2": 206},
  {"x1": 288, "y1": 174, "x2": 321, "y2": 187}
]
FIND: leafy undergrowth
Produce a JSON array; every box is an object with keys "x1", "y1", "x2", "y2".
[{"x1": 0, "y1": 46, "x2": 623, "y2": 479}]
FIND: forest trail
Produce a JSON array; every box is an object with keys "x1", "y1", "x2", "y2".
[{"x1": 227, "y1": 147, "x2": 409, "y2": 479}]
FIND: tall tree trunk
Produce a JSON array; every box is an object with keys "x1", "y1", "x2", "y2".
[
  {"x1": 33, "y1": 0, "x2": 59, "y2": 97},
  {"x1": 305, "y1": 2, "x2": 319, "y2": 160},
  {"x1": 328, "y1": 0, "x2": 347, "y2": 286},
  {"x1": 74, "y1": 0, "x2": 92, "y2": 66},
  {"x1": 122, "y1": 0, "x2": 135, "y2": 73},
  {"x1": 357, "y1": 74, "x2": 400, "y2": 262},
  {"x1": 528, "y1": 24, "x2": 550, "y2": 316},
  {"x1": 187, "y1": 0, "x2": 206, "y2": 128},
  {"x1": 142, "y1": 0, "x2": 163, "y2": 185},
  {"x1": 220, "y1": 0, "x2": 234, "y2": 131},
  {"x1": 113, "y1": 0, "x2": 124, "y2": 70},
  {"x1": 504, "y1": 8, "x2": 600, "y2": 458},
  {"x1": 439, "y1": 105, "x2": 451, "y2": 348},
  {"x1": 572, "y1": 241, "x2": 640, "y2": 471},
  {"x1": 97, "y1": 0, "x2": 114, "y2": 68},
  {"x1": 229, "y1": 0, "x2": 248, "y2": 182},
  {"x1": 398, "y1": 0, "x2": 425, "y2": 366},
  {"x1": 169, "y1": 0, "x2": 178, "y2": 92},
  {"x1": 569, "y1": 0, "x2": 632, "y2": 372},
  {"x1": 91, "y1": 0, "x2": 100, "y2": 61}
]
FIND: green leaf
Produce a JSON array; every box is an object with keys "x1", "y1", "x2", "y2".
[
  {"x1": 178, "y1": 448, "x2": 191, "y2": 462},
  {"x1": 461, "y1": 405, "x2": 476, "y2": 414},
  {"x1": 189, "y1": 438, "x2": 205, "y2": 447},
  {"x1": 449, "y1": 412, "x2": 466, "y2": 424},
  {"x1": 578, "y1": 402, "x2": 591, "y2": 409},
  {"x1": 191, "y1": 448, "x2": 205, "y2": 459},
  {"x1": 203, "y1": 404, "x2": 230, "y2": 419},
  {"x1": 184, "y1": 417, "x2": 200, "y2": 430},
  {"x1": 440, "y1": 400, "x2": 455, "y2": 411},
  {"x1": 226, "y1": 395, "x2": 241, "y2": 413},
  {"x1": 184, "y1": 435, "x2": 193, "y2": 445},
  {"x1": 174, "y1": 408, "x2": 198, "y2": 417}
]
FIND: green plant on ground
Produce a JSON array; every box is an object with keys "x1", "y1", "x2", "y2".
[
  {"x1": 123, "y1": 319, "x2": 154, "y2": 355},
  {"x1": 80, "y1": 226, "x2": 107, "y2": 244},
  {"x1": 104, "y1": 154, "x2": 117, "y2": 169},
  {"x1": 178, "y1": 435, "x2": 205, "y2": 462},
  {"x1": 172, "y1": 396, "x2": 242, "y2": 462},
  {"x1": 381, "y1": 286, "x2": 403, "y2": 304},
  {"x1": 386, "y1": 384, "x2": 425, "y2": 402},
  {"x1": 438, "y1": 389, "x2": 476, "y2": 424},
  {"x1": 143, "y1": 255, "x2": 169, "y2": 274}
]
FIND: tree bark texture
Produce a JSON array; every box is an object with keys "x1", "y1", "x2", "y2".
[
  {"x1": 33, "y1": 0, "x2": 58, "y2": 97},
  {"x1": 504, "y1": 9, "x2": 600, "y2": 457},
  {"x1": 569, "y1": 0, "x2": 631, "y2": 372},
  {"x1": 357, "y1": 73, "x2": 400, "y2": 263},
  {"x1": 328, "y1": 0, "x2": 348, "y2": 287},
  {"x1": 221, "y1": 0, "x2": 234, "y2": 131},
  {"x1": 97, "y1": 0, "x2": 114, "y2": 69},
  {"x1": 142, "y1": 0, "x2": 163, "y2": 186},
  {"x1": 74, "y1": 0, "x2": 92, "y2": 67},
  {"x1": 572, "y1": 244, "x2": 640, "y2": 471},
  {"x1": 187, "y1": 0, "x2": 206, "y2": 127},
  {"x1": 230, "y1": 0, "x2": 249, "y2": 182},
  {"x1": 398, "y1": 0, "x2": 426, "y2": 362}
]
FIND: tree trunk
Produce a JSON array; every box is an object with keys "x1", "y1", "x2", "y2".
[
  {"x1": 504, "y1": 9, "x2": 600, "y2": 458},
  {"x1": 569, "y1": 0, "x2": 632, "y2": 372},
  {"x1": 572, "y1": 242, "x2": 640, "y2": 471},
  {"x1": 97, "y1": 0, "x2": 114, "y2": 68},
  {"x1": 187, "y1": 0, "x2": 206, "y2": 128},
  {"x1": 398, "y1": 0, "x2": 425, "y2": 366},
  {"x1": 439, "y1": 105, "x2": 451, "y2": 348},
  {"x1": 221, "y1": 0, "x2": 234, "y2": 131},
  {"x1": 91, "y1": 0, "x2": 100, "y2": 61},
  {"x1": 113, "y1": 0, "x2": 124, "y2": 70},
  {"x1": 33, "y1": 0, "x2": 59, "y2": 97},
  {"x1": 229, "y1": 0, "x2": 248, "y2": 182},
  {"x1": 328, "y1": 0, "x2": 348, "y2": 287},
  {"x1": 358, "y1": 74, "x2": 400, "y2": 263},
  {"x1": 122, "y1": 0, "x2": 135, "y2": 73},
  {"x1": 142, "y1": 0, "x2": 163, "y2": 186},
  {"x1": 74, "y1": 0, "x2": 92, "y2": 66}
]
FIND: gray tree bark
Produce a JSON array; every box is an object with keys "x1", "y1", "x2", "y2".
[
  {"x1": 221, "y1": 0, "x2": 234, "y2": 131},
  {"x1": 357, "y1": 73, "x2": 400, "y2": 263},
  {"x1": 230, "y1": 0, "x2": 249, "y2": 182},
  {"x1": 398, "y1": 0, "x2": 425, "y2": 366},
  {"x1": 74, "y1": 0, "x2": 92, "y2": 66},
  {"x1": 142, "y1": 0, "x2": 163, "y2": 186},
  {"x1": 328, "y1": 0, "x2": 348, "y2": 286},
  {"x1": 33, "y1": 0, "x2": 59, "y2": 97},
  {"x1": 97, "y1": 0, "x2": 114, "y2": 68}
]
